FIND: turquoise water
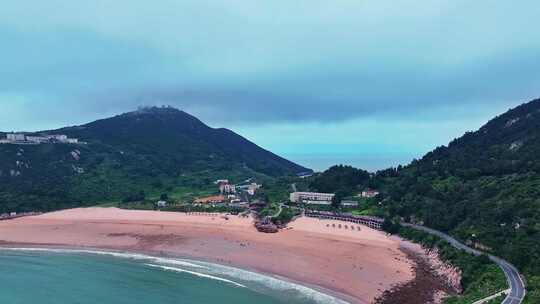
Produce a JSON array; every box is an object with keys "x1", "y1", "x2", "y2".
[{"x1": 0, "y1": 248, "x2": 346, "y2": 304}]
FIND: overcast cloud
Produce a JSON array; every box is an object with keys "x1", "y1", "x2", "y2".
[{"x1": 1, "y1": 1, "x2": 539, "y2": 170}]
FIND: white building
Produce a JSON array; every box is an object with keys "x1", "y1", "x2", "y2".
[
  {"x1": 341, "y1": 200, "x2": 359, "y2": 207},
  {"x1": 47, "y1": 134, "x2": 68, "y2": 142},
  {"x1": 246, "y1": 183, "x2": 261, "y2": 195},
  {"x1": 156, "y1": 200, "x2": 167, "y2": 207},
  {"x1": 290, "y1": 192, "x2": 335, "y2": 205},
  {"x1": 219, "y1": 182, "x2": 236, "y2": 194},
  {"x1": 360, "y1": 189, "x2": 380, "y2": 198},
  {"x1": 26, "y1": 136, "x2": 49, "y2": 143},
  {"x1": 7, "y1": 133, "x2": 26, "y2": 141}
]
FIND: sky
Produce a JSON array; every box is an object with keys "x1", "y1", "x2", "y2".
[{"x1": 1, "y1": 1, "x2": 540, "y2": 171}]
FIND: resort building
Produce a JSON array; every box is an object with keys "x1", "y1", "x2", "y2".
[
  {"x1": 236, "y1": 182, "x2": 261, "y2": 195},
  {"x1": 1, "y1": 133, "x2": 80, "y2": 145},
  {"x1": 220, "y1": 183, "x2": 236, "y2": 194},
  {"x1": 7, "y1": 133, "x2": 26, "y2": 141},
  {"x1": 290, "y1": 192, "x2": 335, "y2": 205},
  {"x1": 26, "y1": 136, "x2": 50, "y2": 143}
]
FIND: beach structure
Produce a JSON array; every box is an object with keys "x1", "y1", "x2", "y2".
[
  {"x1": 305, "y1": 210, "x2": 384, "y2": 230},
  {"x1": 290, "y1": 192, "x2": 335, "y2": 205},
  {"x1": 194, "y1": 195, "x2": 225, "y2": 205}
]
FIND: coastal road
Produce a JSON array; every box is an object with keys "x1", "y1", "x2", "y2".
[{"x1": 401, "y1": 223, "x2": 526, "y2": 304}]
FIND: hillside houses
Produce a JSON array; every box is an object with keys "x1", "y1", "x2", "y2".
[
  {"x1": 1, "y1": 133, "x2": 81, "y2": 145},
  {"x1": 215, "y1": 179, "x2": 261, "y2": 196}
]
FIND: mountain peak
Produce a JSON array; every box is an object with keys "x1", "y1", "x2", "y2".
[{"x1": 126, "y1": 106, "x2": 186, "y2": 116}]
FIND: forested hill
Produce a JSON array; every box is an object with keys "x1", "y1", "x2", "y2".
[
  {"x1": 376, "y1": 98, "x2": 540, "y2": 293},
  {"x1": 0, "y1": 107, "x2": 311, "y2": 211}
]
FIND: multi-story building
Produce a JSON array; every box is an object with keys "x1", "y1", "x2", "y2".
[
  {"x1": 6, "y1": 133, "x2": 26, "y2": 141},
  {"x1": 290, "y1": 192, "x2": 335, "y2": 205},
  {"x1": 218, "y1": 181, "x2": 236, "y2": 194}
]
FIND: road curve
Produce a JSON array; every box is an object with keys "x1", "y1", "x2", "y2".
[{"x1": 401, "y1": 223, "x2": 526, "y2": 304}]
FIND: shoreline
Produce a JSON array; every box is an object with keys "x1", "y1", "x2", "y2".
[
  {"x1": 0, "y1": 245, "x2": 354, "y2": 304},
  {"x1": 0, "y1": 207, "x2": 425, "y2": 303},
  {"x1": 374, "y1": 244, "x2": 461, "y2": 304}
]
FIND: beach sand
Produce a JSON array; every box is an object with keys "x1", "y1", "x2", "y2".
[{"x1": 0, "y1": 207, "x2": 416, "y2": 304}]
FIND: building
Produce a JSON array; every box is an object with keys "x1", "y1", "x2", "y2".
[
  {"x1": 7, "y1": 133, "x2": 26, "y2": 141},
  {"x1": 219, "y1": 183, "x2": 236, "y2": 194},
  {"x1": 2, "y1": 133, "x2": 80, "y2": 145},
  {"x1": 360, "y1": 189, "x2": 380, "y2": 198},
  {"x1": 341, "y1": 200, "x2": 359, "y2": 207},
  {"x1": 156, "y1": 200, "x2": 167, "y2": 207},
  {"x1": 290, "y1": 192, "x2": 335, "y2": 205},
  {"x1": 246, "y1": 183, "x2": 261, "y2": 195},
  {"x1": 26, "y1": 136, "x2": 49, "y2": 143},
  {"x1": 46, "y1": 134, "x2": 68, "y2": 142},
  {"x1": 297, "y1": 171, "x2": 313, "y2": 179},
  {"x1": 236, "y1": 182, "x2": 261, "y2": 195}
]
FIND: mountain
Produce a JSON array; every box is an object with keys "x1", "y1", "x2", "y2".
[
  {"x1": 0, "y1": 107, "x2": 311, "y2": 212},
  {"x1": 375, "y1": 98, "x2": 540, "y2": 296}
]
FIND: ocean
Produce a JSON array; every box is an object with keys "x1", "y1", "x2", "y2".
[{"x1": 0, "y1": 248, "x2": 347, "y2": 304}]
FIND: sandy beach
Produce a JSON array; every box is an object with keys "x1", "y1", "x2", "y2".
[{"x1": 0, "y1": 207, "x2": 417, "y2": 303}]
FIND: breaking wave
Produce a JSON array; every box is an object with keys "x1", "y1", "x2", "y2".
[{"x1": 1, "y1": 247, "x2": 349, "y2": 304}]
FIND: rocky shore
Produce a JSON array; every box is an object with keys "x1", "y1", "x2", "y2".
[{"x1": 374, "y1": 244, "x2": 462, "y2": 304}]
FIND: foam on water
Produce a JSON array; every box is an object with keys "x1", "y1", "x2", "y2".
[
  {"x1": 1, "y1": 248, "x2": 349, "y2": 304},
  {"x1": 145, "y1": 264, "x2": 246, "y2": 288},
  {"x1": 2, "y1": 247, "x2": 206, "y2": 268}
]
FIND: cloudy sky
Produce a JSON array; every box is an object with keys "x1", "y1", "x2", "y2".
[{"x1": 2, "y1": 1, "x2": 539, "y2": 171}]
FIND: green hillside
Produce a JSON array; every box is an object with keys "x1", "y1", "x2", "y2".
[
  {"x1": 0, "y1": 107, "x2": 311, "y2": 212},
  {"x1": 308, "y1": 98, "x2": 540, "y2": 302},
  {"x1": 374, "y1": 98, "x2": 540, "y2": 302}
]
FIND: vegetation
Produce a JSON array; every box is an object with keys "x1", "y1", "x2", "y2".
[
  {"x1": 310, "y1": 165, "x2": 371, "y2": 196},
  {"x1": 0, "y1": 107, "x2": 310, "y2": 213},
  {"x1": 397, "y1": 227, "x2": 507, "y2": 304},
  {"x1": 374, "y1": 99, "x2": 540, "y2": 303},
  {"x1": 310, "y1": 98, "x2": 540, "y2": 303}
]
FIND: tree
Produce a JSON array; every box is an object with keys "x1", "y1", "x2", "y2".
[
  {"x1": 332, "y1": 190, "x2": 347, "y2": 208},
  {"x1": 160, "y1": 193, "x2": 168, "y2": 201}
]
